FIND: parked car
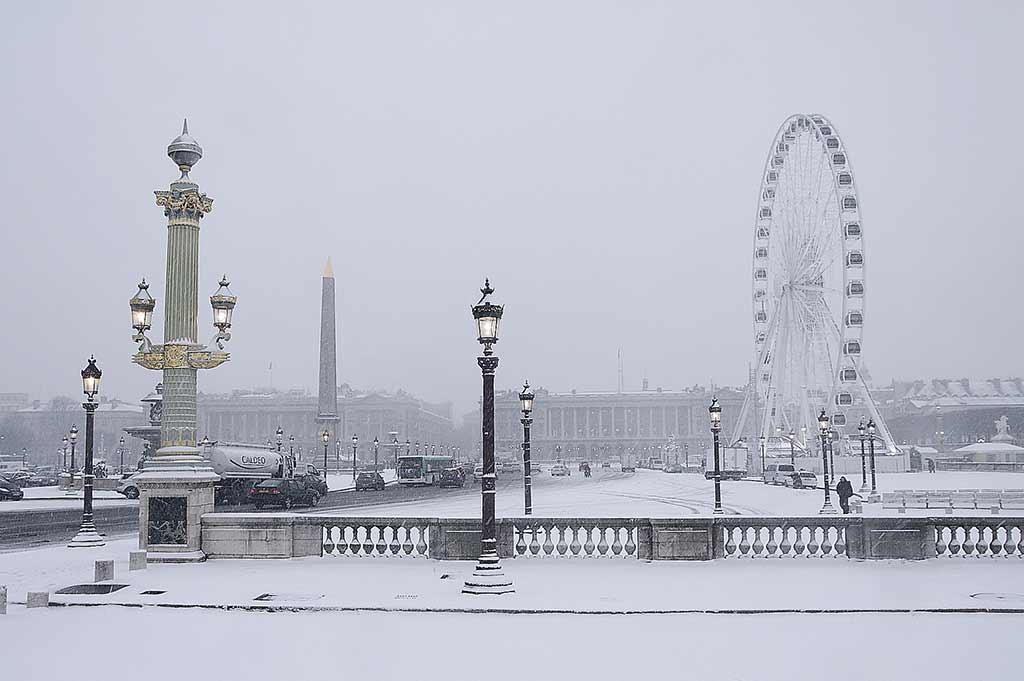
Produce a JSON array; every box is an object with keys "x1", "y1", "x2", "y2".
[
  {"x1": 785, "y1": 470, "x2": 818, "y2": 489},
  {"x1": 27, "y1": 472, "x2": 59, "y2": 487},
  {"x1": 763, "y1": 463, "x2": 797, "y2": 485},
  {"x1": 354, "y1": 472, "x2": 386, "y2": 492},
  {"x1": 439, "y1": 468, "x2": 465, "y2": 488},
  {"x1": 663, "y1": 463, "x2": 684, "y2": 473},
  {"x1": 550, "y1": 463, "x2": 570, "y2": 477},
  {"x1": 622, "y1": 463, "x2": 637, "y2": 472},
  {"x1": 0, "y1": 478, "x2": 25, "y2": 501},
  {"x1": 251, "y1": 478, "x2": 322, "y2": 509},
  {"x1": 116, "y1": 473, "x2": 140, "y2": 499}
]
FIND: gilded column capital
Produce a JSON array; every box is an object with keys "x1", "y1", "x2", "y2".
[{"x1": 155, "y1": 189, "x2": 214, "y2": 221}]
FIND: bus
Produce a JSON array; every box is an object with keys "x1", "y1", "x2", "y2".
[{"x1": 398, "y1": 454, "x2": 454, "y2": 485}]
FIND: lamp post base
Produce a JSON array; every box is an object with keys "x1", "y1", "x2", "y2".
[
  {"x1": 712, "y1": 508, "x2": 725, "y2": 515},
  {"x1": 858, "y1": 482, "x2": 870, "y2": 494},
  {"x1": 68, "y1": 522, "x2": 106, "y2": 548},
  {"x1": 819, "y1": 500, "x2": 838, "y2": 515},
  {"x1": 462, "y1": 553, "x2": 514, "y2": 595}
]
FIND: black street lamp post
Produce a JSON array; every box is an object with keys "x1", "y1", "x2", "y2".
[
  {"x1": 759, "y1": 435, "x2": 766, "y2": 476},
  {"x1": 519, "y1": 381, "x2": 534, "y2": 516},
  {"x1": 288, "y1": 434, "x2": 295, "y2": 469},
  {"x1": 321, "y1": 429, "x2": 329, "y2": 474},
  {"x1": 867, "y1": 419, "x2": 880, "y2": 503},
  {"x1": 709, "y1": 398, "x2": 724, "y2": 515},
  {"x1": 857, "y1": 419, "x2": 869, "y2": 494},
  {"x1": 276, "y1": 427, "x2": 284, "y2": 454},
  {"x1": 335, "y1": 440, "x2": 341, "y2": 474},
  {"x1": 61, "y1": 435, "x2": 69, "y2": 471},
  {"x1": 69, "y1": 425, "x2": 78, "y2": 473},
  {"x1": 69, "y1": 356, "x2": 105, "y2": 547},
  {"x1": 118, "y1": 435, "x2": 126, "y2": 474},
  {"x1": 351, "y1": 434, "x2": 358, "y2": 481},
  {"x1": 828, "y1": 429, "x2": 836, "y2": 485},
  {"x1": 788, "y1": 429, "x2": 796, "y2": 466},
  {"x1": 373, "y1": 436, "x2": 379, "y2": 473},
  {"x1": 817, "y1": 410, "x2": 837, "y2": 514},
  {"x1": 392, "y1": 436, "x2": 399, "y2": 471},
  {"x1": 463, "y1": 279, "x2": 513, "y2": 595}
]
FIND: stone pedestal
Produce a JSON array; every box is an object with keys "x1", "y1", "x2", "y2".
[{"x1": 135, "y1": 457, "x2": 217, "y2": 563}]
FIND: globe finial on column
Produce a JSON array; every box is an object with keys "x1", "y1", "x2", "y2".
[{"x1": 167, "y1": 118, "x2": 203, "y2": 179}]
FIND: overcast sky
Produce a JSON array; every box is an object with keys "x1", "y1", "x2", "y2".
[{"x1": 1, "y1": 2, "x2": 1021, "y2": 415}]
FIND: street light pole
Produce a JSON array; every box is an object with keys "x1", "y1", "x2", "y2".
[
  {"x1": 463, "y1": 279, "x2": 513, "y2": 595},
  {"x1": 788, "y1": 429, "x2": 796, "y2": 466},
  {"x1": 69, "y1": 356, "x2": 105, "y2": 547},
  {"x1": 520, "y1": 381, "x2": 534, "y2": 516},
  {"x1": 867, "y1": 419, "x2": 880, "y2": 503},
  {"x1": 373, "y1": 437, "x2": 379, "y2": 474},
  {"x1": 321, "y1": 429, "x2": 329, "y2": 475},
  {"x1": 857, "y1": 419, "x2": 869, "y2": 494},
  {"x1": 119, "y1": 435, "x2": 126, "y2": 474},
  {"x1": 69, "y1": 425, "x2": 78, "y2": 473},
  {"x1": 709, "y1": 398, "x2": 723, "y2": 515},
  {"x1": 817, "y1": 410, "x2": 837, "y2": 514},
  {"x1": 828, "y1": 429, "x2": 836, "y2": 485},
  {"x1": 288, "y1": 434, "x2": 295, "y2": 470},
  {"x1": 351, "y1": 434, "x2": 358, "y2": 481},
  {"x1": 759, "y1": 435, "x2": 766, "y2": 476}
]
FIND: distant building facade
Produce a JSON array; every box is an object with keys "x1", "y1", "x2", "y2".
[
  {"x1": 197, "y1": 385, "x2": 455, "y2": 464},
  {"x1": 492, "y1": 386, "x2": 746, "y2": 462},
  {"x1": 0, "y1": 393, "x2": 29, "y2": 413},
  {"x1": 8, "y1": 398, "x2": 146, "y2": 467},
  {"x1": 882, "y1": 377, "x2": 1024, "y2": 448}
]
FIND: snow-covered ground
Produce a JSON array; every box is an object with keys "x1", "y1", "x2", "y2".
[
  {"x1": 313, "y1": 468, "x2": 1024, "y2": 518},
  {"x1": 325, "y1": 467, "x2": 396, "y2": 491},
  {"x1": 1, "y1": 536, "x2": 1022, "y2": 681}
]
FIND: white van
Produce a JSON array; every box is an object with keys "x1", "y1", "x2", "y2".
[{"x1": 763, "y1": 463, "x2": 797, "y2": 485}]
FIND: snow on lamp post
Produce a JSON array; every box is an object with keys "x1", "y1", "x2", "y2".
[
  {"x1": 463, "y1": 279, "x2": 514, "y2": 595},
  {"x1": 519, "y1": 381, "x2": 535, "y2": 516},
  {"x1": 69, "y1": 356, "x2": 105, "y2": 547},
  {"x1": 818, "y1": 410, "x2": 837, "y2": 514},
  {"x1": 709, "y1": 397, "x2": 724, "y2": 515}
]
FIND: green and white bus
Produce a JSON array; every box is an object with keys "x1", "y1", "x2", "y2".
[{"x1": 398, "y1": 454, "x2": 454, "y2": 485}]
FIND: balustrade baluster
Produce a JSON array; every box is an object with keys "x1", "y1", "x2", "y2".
[
  {"x1": 344, "y1": 526, "x2": 358, "y2": 555},
  {"x1": 569, "y1": 525, "x2": 582, "y2": 556},
  {"x1": 1003, "y1": 526, "x2": 1017, "y2": 556},
  {"x1": 543, "y1": 524, "x2": 556, "y2": 555},
  {"x1": 779, "y1": 526, "x2": 793, "y2": 555},
  {"x1": 528, "y1": 524, "x2": 542, "y2": 555},
  {"x1": 1016, "y1": 524, "x2": 1024, "y2": 556},
  {"x1": 821, "y1": 526, "x2": 834, "y2": 556},
  {"x1": 989, "y1": 526, "x2": 1003, "y2": 556},
  {"x1": 596, "y1": 527, "x2": 610, "y2": 555},
  {"x1": 383, "y1": 525, "x2": 397, "y2": 555},
  {"x1": 322, "y1": 525, "x2": 336, "y2": 555},
  {"x1": 555, "y1": 524, "x2": 569, "y2": 556},
  {"x1": 724, "y1": 527, "x2": 737, "y2": 556},
  {"x1": 834, "y1": 526, "x2": 846, "y2": 556},
  {"x1": 624, "y1": 527, "x2": 636, "y2": 556},
  {"x1": 765, "y1": 526, "x2": 779, "y2": 556},
  {"x1": 583, "y1": 523, "x2": 596, "y2": 556},
  {"x1": 415, "y1": 525, "x2": 428, "y2": 556},
  {"x1": 610, "y1": 527, "x2": 624, "y2": 556},
  {"x1": 515, "y1": 524, "x2": 528, "y2": 556},
  {"x1": 752, "y1": 527, "x2": 766, "y2": 556},
  {"x1": 793, "y1": 526, "x2": 806, "y2": 555},
  {"x1": 935, "y1": 526, "x2": 948, "y2": 556},
  {"x1": 949, "y1": 526, "x2": 963, "y2": 555},
  {"x1": 738, "y1": 527, "x2": 751, "y2": 556},
  {"x1": 399, "y1": 526, "x2": 413, "y2": 555},
  {"x1": 807, "y1": 527, "x2": 820, "y2": 556},
  {"x1": 962, "y1": 526, "x2": 976, "y2": 556},
  {"x1": 975, "y1": 526, "x2": 989, "y2": 556}
]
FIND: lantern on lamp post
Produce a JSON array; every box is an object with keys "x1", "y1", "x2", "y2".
[
  {"x1": 351, "y1": 434, "x2": 358, "y2": 481},
  {"x1": 519, "y1": 380, "x2": 535, "y2": 515},
  {"x1": 817, "y1": 410, "x2": 837, "y2": 514}
]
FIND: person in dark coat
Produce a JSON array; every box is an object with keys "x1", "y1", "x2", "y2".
[{"x1": 836, "y1": 476, "x2": 855, "y2": 514}]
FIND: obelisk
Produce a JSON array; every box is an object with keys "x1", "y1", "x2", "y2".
[{"x1": 316, "y1": 258, "x2": 339, "y2": 461}]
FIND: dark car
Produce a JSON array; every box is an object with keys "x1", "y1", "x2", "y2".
[
  {"x1": 439, "y1": 468, "x2": 465, "y2": 488},
  {"x1": 0, "y1": 479, "x2": 25, "y2": 501},
  {"x1": 251, "y1": 478, "x2": 321, "y2": 509},
  {"x1": 664, "y1": 463, "x2": 684, "y2": 473},
  {"x1": 601, "y1": 462, "x2": 611, "y2": 468},
  {"x1": 28, "y1": 472, "x2": 59, "y2": 487},
  {"x1": 354, "y1": 472, "x2": 386, "y2": 492}
]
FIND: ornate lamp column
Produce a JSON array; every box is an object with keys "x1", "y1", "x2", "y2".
[
  {"x1": 867, "y1": 419, "x2": 880, "y2": 503},
  {"x1": 129, "y1": 121, "x2": 236, "y2": 562},
  {"x1": 857, "y1": 419, "x2": 869, "y2": 494},
  {"x1": 817, "y1": 410, "x2": 837, "y2": 514},
  {"x1": 69, "y1": 356, "x2": 105, "y2": 547},
  {"x1": 709, "y1": 398, "x2": 724, "y2": 515},
  {"x1": 519, "y1": 381, "x2": 534, "y2": 516},
  {"x1": 463, "y1": 280, "x2": 514, "y2": 595}
]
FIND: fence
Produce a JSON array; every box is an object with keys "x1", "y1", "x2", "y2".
[{"x1": 201, "y1": 514, "x2": 1024, "y2": 561}]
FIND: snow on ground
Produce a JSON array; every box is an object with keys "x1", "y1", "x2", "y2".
[
  {"x1": 325, "y1": 467, "x2": 396, "y2": 491},
  {"x1": 314, "y1": 468, "x2": 1024, "y2": 518},
  {"x1": 0, "y1": 496, "x2": 136, "y2": 514},
  {"x1": 19, "y1": 485, "x2": 126, "y2": 500},
  {"x1": 4, "y1": 606, "x2": 1017, "y2": 681}
]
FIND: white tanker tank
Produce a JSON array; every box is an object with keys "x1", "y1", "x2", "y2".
[{"x1": 207, "y1": 442, "x2": 286, "y2": 504}]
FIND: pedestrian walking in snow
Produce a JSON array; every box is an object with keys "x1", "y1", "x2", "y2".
[{"x1": 836, "y1": 476, "x2": 855, "y2": 514}]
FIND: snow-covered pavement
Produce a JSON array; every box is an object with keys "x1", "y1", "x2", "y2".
[{"x1": 313, "y1": 468, "x2": 1024, "y2": 518}]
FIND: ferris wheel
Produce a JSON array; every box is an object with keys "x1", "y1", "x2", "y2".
[{"x1": 731, "y1": 113, "x2": 897, "y2": 456}]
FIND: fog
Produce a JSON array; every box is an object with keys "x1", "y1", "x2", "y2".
[{"x1": 1, "y1": 1, "x2": 1021, "y2": 415}]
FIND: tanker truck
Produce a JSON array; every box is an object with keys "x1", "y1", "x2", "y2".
[{"x1": 118, "y1": 442, "x2": 326, "y2": 505}]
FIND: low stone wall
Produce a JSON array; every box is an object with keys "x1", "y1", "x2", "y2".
[{"x1": 201, "y1": 514, "x2": 1023, "y2": 561}]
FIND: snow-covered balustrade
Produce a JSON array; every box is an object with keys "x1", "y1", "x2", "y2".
[
  {"x1": 933, "y1": 518, "x2": 1024, "y2": 558},
  {"x1": 716, "y1": 517, "x2": 850, "y2": 559},
  {"x1": 511, "y1": 518, "x2": 639, "y2": 558},
  {"x1": 320, "y1": 517, "x2": 432, "y2": 558}
]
